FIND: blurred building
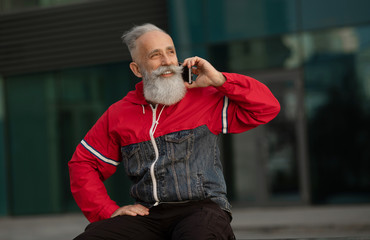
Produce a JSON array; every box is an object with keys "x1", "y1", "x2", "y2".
[{"x1": 0, "y1": 0, "x2": 369, "y2": 217}]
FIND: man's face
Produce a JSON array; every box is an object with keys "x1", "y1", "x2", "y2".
[
  {"x1": 133, "y1": 31, "x2": 179, "y2": 76},
  {"x1": 129, "y1": 30, "x2": 186, "y2": 106}
]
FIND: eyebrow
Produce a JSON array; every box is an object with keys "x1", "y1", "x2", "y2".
[{"x1": 148, "y1": 46, "x2": 175, "y2": 56}]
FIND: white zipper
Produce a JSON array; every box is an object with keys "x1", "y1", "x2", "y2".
[{"x1": 149, "y1": 104, "x2": 161, "y2": 206}]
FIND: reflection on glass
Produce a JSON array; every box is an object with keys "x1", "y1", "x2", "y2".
[{"x1": 304, "y1": 26, "x2": 370, "y2": 204}]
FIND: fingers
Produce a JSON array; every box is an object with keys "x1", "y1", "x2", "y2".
[
  {"x1": 184, "y1": 81, "x2": 199, "y2": 89},
  {"x1": 182, "y1": 56, "x2": 209, "y2": 70},
  {"x1": 111, "y1": 204, "x2": 150, "y2": 218}
]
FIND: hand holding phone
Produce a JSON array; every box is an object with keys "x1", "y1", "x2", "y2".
[{"x1": 181, "y1": 57, "x2": 225, "y2": 88}]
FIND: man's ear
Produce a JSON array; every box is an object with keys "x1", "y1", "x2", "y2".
[{"x1": 129, "y1": 62, "x2": 143, "y2": 78}]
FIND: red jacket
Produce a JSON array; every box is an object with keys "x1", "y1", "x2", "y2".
[{"x1": 69, "y1": 72, "x2": 280, "y2": 222}]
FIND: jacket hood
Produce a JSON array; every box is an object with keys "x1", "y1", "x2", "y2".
[{"x1": 124, "y1": 81, "x2": 148, "y2": 105}]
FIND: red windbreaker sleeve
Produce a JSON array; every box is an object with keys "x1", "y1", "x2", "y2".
[
  {"x1": 68, "y1": 109, "x2": 121, "y2": 222},
  {"x1": 211, "y1": 72, "x2": 280, "y2": 134}
]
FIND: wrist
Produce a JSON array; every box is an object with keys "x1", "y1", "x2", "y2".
[{"x1": 214, "y1": 72, "x2": 226, "y2": 87}]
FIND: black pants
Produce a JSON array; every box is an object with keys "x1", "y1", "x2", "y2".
[{"x1": 74, "y1": 199, "x2": 235, "y2": 240}]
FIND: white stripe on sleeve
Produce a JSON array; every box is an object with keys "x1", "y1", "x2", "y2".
[
  {"x1": 222, "y1": 96, "x2": 229, "y2": 134},
  {"x1": 81, "y1": 139, "x2": 120, "y2": 166}
]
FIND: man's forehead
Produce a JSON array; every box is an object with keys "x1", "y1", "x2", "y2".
[{"x1": 136, "y1": 31, "x2": 174, "y2": 52}]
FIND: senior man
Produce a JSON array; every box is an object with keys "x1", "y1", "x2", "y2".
[{"x1": 69, "y1": 23, "x2": 280, "y2": 240}]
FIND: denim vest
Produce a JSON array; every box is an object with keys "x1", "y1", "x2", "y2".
[{"x1": 120, "y1": 125, "x2": 231, "y2": 213}]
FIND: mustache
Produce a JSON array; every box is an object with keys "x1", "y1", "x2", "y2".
[{"x1": 151, "y1": 65, "x2": 183, "y2": 77}]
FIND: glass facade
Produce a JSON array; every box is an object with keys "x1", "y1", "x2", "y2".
[
  {"x1": 2, "y1": 63, "x2": 137, "y2": 215},
  {"x1": 304, "y1": 26, "x2": 370, "y2": 203},
  {"x1": 0, "y1": 76, "x2": 7, "y2": 215}
]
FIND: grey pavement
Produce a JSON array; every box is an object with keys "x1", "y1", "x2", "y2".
[
  {"x1": 231, "y1": 204, "x2": 370, "y2": 239},
  {"x1": 1, "y1": 204, "x2": 370, "y2": 240}
]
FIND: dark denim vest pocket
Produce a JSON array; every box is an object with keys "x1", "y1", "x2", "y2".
[
  {"x1": 164, "y1": 129, "x2": 194, "y2": 162},
  {"x1": 121, "y1": 143, "x2": 142, "y2": 177}
]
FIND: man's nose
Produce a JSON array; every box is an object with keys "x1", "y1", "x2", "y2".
[{"x1": 161, "y1": 54, "x2": 172, "y2": 65}]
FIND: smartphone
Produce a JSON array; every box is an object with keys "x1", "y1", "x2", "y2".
[{"x1": 181, "y1": 64, "x2": 193, "y2": 84}]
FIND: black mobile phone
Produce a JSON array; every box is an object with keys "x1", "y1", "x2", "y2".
[{"x1": 181, "y1": 64, "x2": 193, "y2": 84}]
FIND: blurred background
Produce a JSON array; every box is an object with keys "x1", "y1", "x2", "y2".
[{"x1": 0, "y1": 0, "x2": 369, "y2": 218}]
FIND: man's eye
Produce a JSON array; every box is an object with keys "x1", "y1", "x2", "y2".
[{"x1": 151, "y1": 53, "x2": 160, "y2": 58}]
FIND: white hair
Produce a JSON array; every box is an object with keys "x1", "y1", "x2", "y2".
[{"x1": 121, "y1": 23, "x2": 166, "y2": 59}]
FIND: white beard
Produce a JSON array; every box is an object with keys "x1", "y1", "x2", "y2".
[{"x1": 142, "y1": 65, "x2": 187, "y2": 105}]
